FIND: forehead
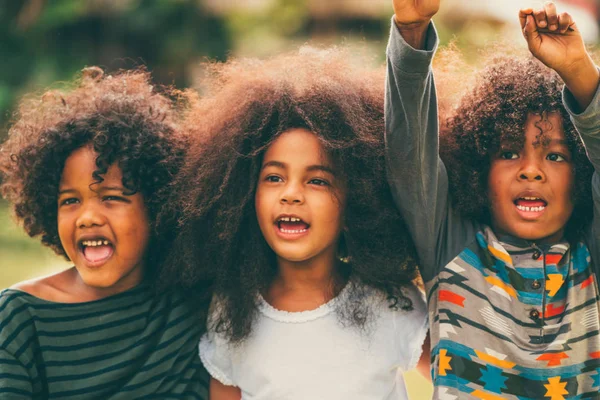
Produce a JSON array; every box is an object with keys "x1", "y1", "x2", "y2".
[
  {"x1": 523, "y1": 112, "x2": 567, "y2": 144},
  {"x1": 263, "y1": 128, "x2": 330, "y2": 166},
  {"x1": 60, "y1": 146, "x2": 123, "y2": 187}
]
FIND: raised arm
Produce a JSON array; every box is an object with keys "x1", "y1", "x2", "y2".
[
  {"x1": 519, "y1": 4, "x2": 600, "y2": 265},
  {"x1": 519, "y1": 3, "x2": 599, "y2": 112},
  {"x1": 386, "y1": 0, "x2": 473, "y2": 280}
]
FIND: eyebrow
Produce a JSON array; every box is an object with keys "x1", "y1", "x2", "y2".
[
  {"x1": 261, "y1": 160, "x2": 336, "y2": 176},
  {"x1": 58, "y1": 186, "x2": 126, "y2": 196},
  {"x1": 500, "y1": 138, "x2": 569, "y2": 148},
  {"x1": 58, "y1": 188, "x2": 77, "y2": 196},
  {"x1": 547, "y1": 139, "x2": 569, "y2": 145},
  {"x1": 96, "y1": 186, "x2": 127, "y2": 192}
]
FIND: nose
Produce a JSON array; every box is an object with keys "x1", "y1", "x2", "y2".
[
  {"x1": 280, "y1": 182, "x2": 305, "y2": 205},
  {"x1": 76, "y1": 204, "x2": 105, "y2": 229},
  {"x1": 518, "y1": 157, "x2": 545, "y2": 182}
]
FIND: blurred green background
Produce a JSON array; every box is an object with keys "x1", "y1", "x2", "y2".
[{"x1": 1, "y1": 1, "x2": 598, "y2": 397}]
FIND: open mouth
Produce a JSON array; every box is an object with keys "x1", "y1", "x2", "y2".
[
  {"x1": 276, "y1": 216, "x2": 310, "y2": 234},
  {"x1": 78, "y1": 237, "x2": 114, "y2": 264},
  {"x1": 513, "y1": 196, "x2": 548, "y2": 213}
]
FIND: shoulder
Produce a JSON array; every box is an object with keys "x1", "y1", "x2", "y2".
[
  {"x1": 0, "y1": 287, "x2": 37, "y2": 350},
  {"x1": 402, "y1": 284, "x2": 427, "y2": 314},
  {"x1": 0, "y1": 287, "x2": 32, "y2": 312},
  {"x1": 368, "y1": 284, "x2": 427, "y2": 330},
  {"x1": 10, "y1": 267, "x2": 76, "y2": 302}
]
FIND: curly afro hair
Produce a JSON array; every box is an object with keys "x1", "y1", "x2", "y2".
[
  {"x1": 0, "y1": 67, "x2": 189, "y2": 276},
  {"x1": 440, "y1": 55, "x2": 594, "y2": 240},
  {"x1": 160, "y1": 47, "x2": 419, "y2": 343}
]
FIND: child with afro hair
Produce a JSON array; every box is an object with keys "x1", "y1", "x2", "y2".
[
  {"x1": 386, "y1": 0, "x2": 600, "y2": 398},
  {"x1": 161, "y1": 48, "x2": 430, "y2": 399},
  {"x1": 0, "y1": 68, "x2": 208, "y2": 399}
]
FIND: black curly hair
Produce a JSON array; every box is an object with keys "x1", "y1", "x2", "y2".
[
  {"x1": 160, "y1": 48, "x2": 420, "y2": 343},
  {"x1": 0, "y1": 67, "x2": 189, "y2": 277},
  {"x1": 439, "y1": 55, "x2": 594, "y2": 241}
]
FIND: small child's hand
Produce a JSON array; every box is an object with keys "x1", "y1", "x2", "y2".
[
  {"x1": 520, "y1": 2, "x2": 599, "y2": 111},
  {"x1": 392, "y1": 0, "x2": 440, "y2": 49},
  {"x1": 393, "y1": 0, "x2": 439, "y2": 28}
]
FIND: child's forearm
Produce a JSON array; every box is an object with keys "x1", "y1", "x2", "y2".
[
  {"x1": 393, "y1": 21, "x2": 430, "y2": 50},
  {"x1": 559, "y1": 57, "x2": 600, "y2": 113},
  {"x1": 392, "y1": 0, "x2": 439, "y2": 50}
]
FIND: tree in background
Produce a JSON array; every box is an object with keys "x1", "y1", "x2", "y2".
[{"x1": 0, "y1": 0, "x2": 230, "y2": 139}]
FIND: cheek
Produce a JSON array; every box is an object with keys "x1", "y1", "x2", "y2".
[
  {"x1": 118, "y1": 212, "x2": 151, "y2": 257},
  {"x1": 57, "y1": 213, "x2": 75, "y2": 249},
  {"x1": 315, "y1": 195, "x2": 344, "y2": 225},
  {"x1": 561, "y1": 170, "x2": 575, "y2": 203},
  {"x1": 487, "y1": 166, "x2": 511, "y2": 205},
  {"x1": 254, "y1": 188, "x2": 270, "y2": 222}
]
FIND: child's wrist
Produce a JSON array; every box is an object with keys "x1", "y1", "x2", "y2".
[
  {"x1": 559, "y1": 56, "x2": 599, "y2": 112},
  {"x1": 558, "y1": 55, "x2": 597, "y2": 85},
  {"x1": 393, "y1": 18, "x2": 430, "y2": 50}
]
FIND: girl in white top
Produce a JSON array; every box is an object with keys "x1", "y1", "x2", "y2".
[{"x1": 166, "y1": 48, "x2": 430, "y2": 399}]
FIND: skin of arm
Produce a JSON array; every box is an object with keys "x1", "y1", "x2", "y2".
[
  {"x1": 519, "y1": 2, "x2": 599, "y2": 112},
  {"x1": 210, "y1": 378, "x2": 241, "y2": 400},
  {"x1": 392, "y1": 0, "x2": 439, "y2": 50},
  {"x1": 416, "y1": 333, "x2": 432, "y2": 381}
]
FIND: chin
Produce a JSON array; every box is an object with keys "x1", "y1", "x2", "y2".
[
  {"x1": 507, "y1": 225, "x2": 563, "y2": 243},
  {"x1": 277, "y1": 254, "x2": 310, "y2": 263},
  {"x1": 78, "y1": 274, "x2": 116, "y2": 289}
]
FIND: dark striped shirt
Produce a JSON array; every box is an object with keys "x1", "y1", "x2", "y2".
[{"x1": 0, "y1": 285, "x2": 208, "y2": 399}]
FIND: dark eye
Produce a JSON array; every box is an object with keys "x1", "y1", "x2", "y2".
[
  {"x1": 265, "y1": 175, "x2": 282, "y2": 183},
  {"x1": 309, "y1": 178, "x2": 329, "y2": 186},
  {"x1": 500, "y1": 151, "x2": 518, "y2": 160},
  {"x1": 103, "y1": 195, "x2": 127, "y2": 202},
  {"x1": 547, "y1": 153, "x2": 566, "y2": 162},
  {"x1": 59, "y1": 198, "x2": 79, "y2": 206}
]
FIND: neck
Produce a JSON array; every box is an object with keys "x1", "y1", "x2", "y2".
[
  {"x1": 271, "y1": 248, "x2": 343, "y2": 300},
  {"x1": 491, "y1": 225, "x2": 566, "y2": 248},
  {"x1": 71, "y1": 266, "x2": 143, "y2": 302}
]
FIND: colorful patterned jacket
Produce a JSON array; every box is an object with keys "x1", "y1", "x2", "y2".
[{"x1": 385, "y1": 20, "x2": 600, "y2": 399}]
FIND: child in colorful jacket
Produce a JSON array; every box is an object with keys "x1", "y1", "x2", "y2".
[{"x1": 386, "y1": 0, "x2": 600, "y2": 398}]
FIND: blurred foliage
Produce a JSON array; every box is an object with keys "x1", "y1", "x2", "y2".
[
  {"x1": 0, "y1": 0, "x2": 231, "y2": 137},
  {"x1": 4, "y1": 0, "x2": 595, "y2": 141},
  {"x1": 0, "y1": 200, "x2": 69, "y2": 289}
]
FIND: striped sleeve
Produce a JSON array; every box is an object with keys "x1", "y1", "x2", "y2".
[{"x1": 0, "y1": 348, "x2": 32, "y2": 399}]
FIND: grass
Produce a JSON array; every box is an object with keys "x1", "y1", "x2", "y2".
[{"x1": 0, "y1": 201, "x2": 68, "y2": 289}]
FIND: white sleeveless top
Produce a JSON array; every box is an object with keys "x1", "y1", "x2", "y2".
[{"x1": 199, "y1": 284, "x2": 428, "y2": 400}]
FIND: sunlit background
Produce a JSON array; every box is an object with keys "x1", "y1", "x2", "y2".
[{"x1": 1, "y1": 1, "x2": 598, "y2": 397}]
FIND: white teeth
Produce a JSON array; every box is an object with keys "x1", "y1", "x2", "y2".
[
  {"x1": 280, "y1": 228, "x2": 308, "y2": 233},
  {"x1": 516, "y1": 205, "x2": 546, "y2": 212},
  {"x1": 522, "y1": 197, "x2": 541, "y2": 201},
  {"x1": 278, "y1": 217, "x2": 302, "y2": 222},
  {"x1": 82, "y1": 240, "x2": 110, "y2": 247}
]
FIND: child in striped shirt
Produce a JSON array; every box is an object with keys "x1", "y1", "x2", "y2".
[
  {"x1": 386, "y1": 0, "x2": 600, "y2": 398},
  {"x1": 0, "y1": 68, "x2": 209, "y2": 399}
]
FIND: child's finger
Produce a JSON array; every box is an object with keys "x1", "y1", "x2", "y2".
[
  {"x1": 523, "y1": 14, "x2": 541, "y2": 44},
  {"x1": 519, "y1": 8, "x2": 534, "y2": 30},
  {"x1": 533, "y1": 8, "x2": 548, "y2": 29},
  {"x1": 543, "y1": 2, "x2": 558, "y2": 31},
  {"x1": 557, "y1": 12, "x2": 574, "y2": 34}
]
